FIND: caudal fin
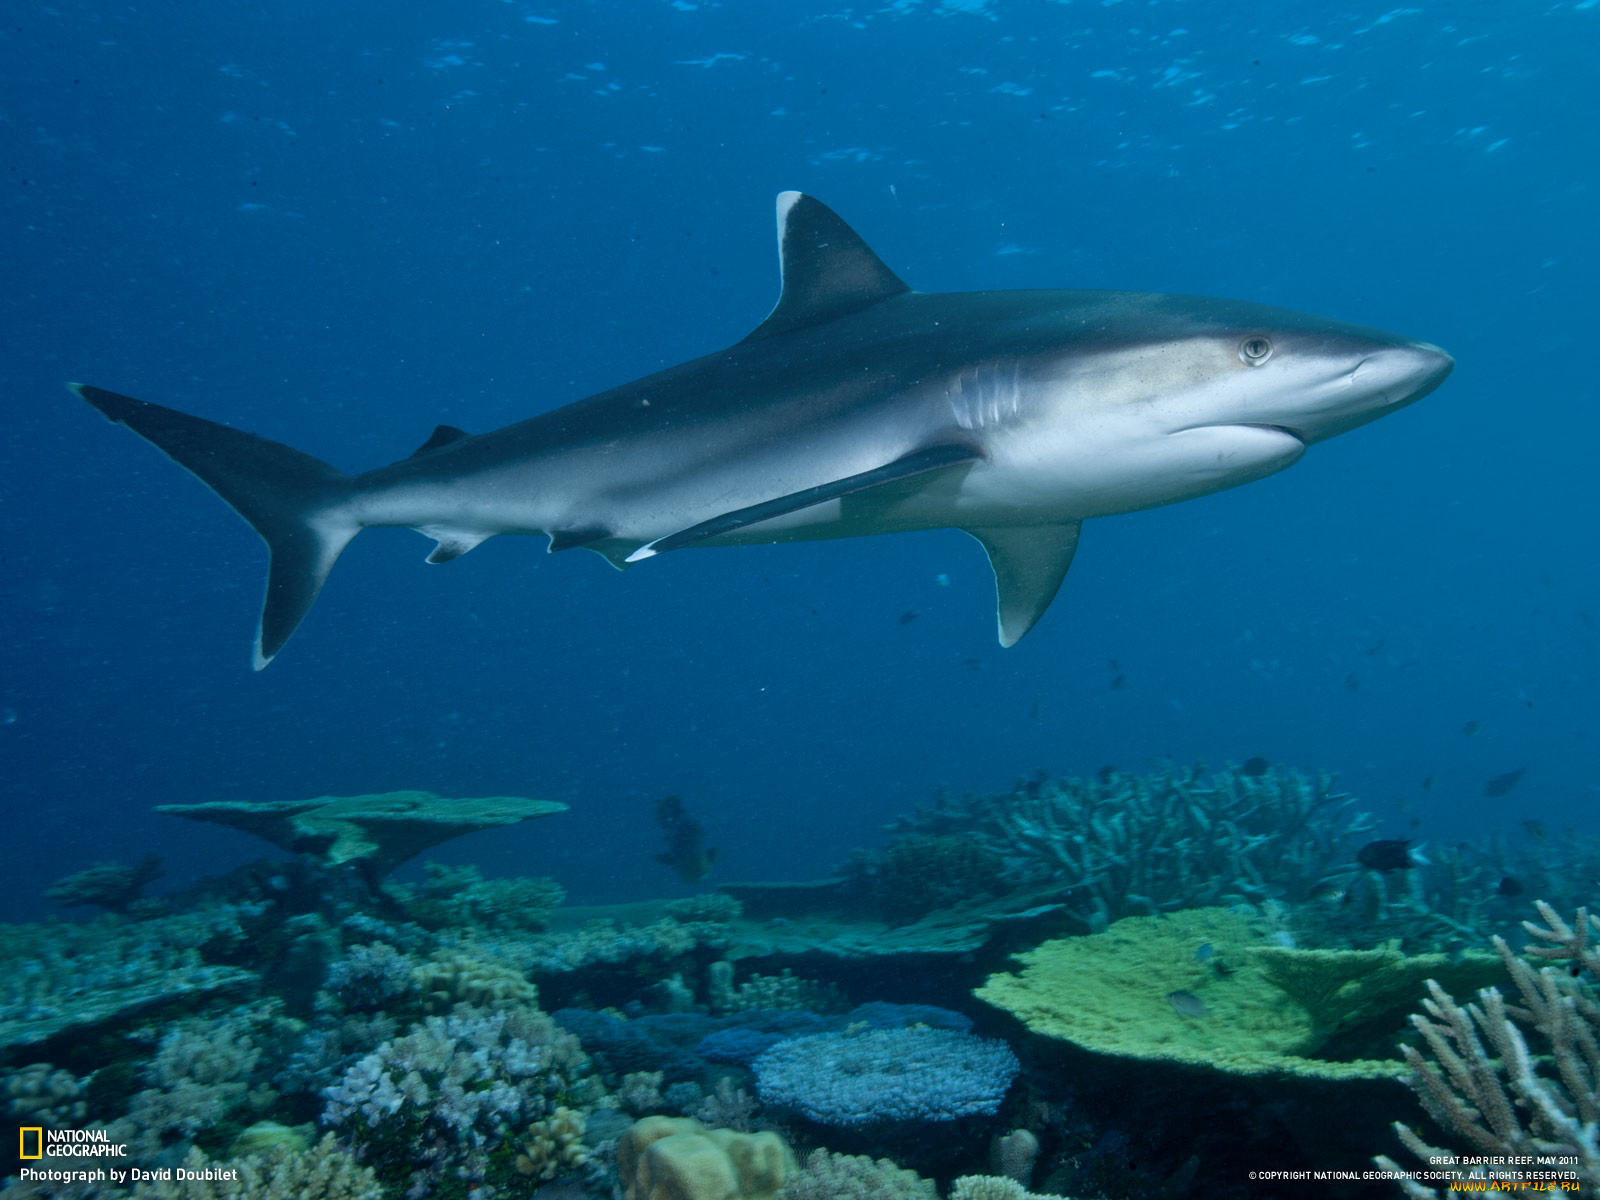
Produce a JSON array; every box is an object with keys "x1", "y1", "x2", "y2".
[{"x1": 70, "y1": 384, "x2": 359, "y2": 669}]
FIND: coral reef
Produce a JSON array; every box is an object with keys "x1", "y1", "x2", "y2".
[
  {"x1": 0, "y1": 907, "x2": 257, "y2": 1052},
  {"x1": 664, "y1": 894, "x2": 745, "y2": 925},
  {"x1": 618, "y1": 1116, "x2": 795, "y2": 1200},
  {"x1": 2, "y1": 1063, "x2": 87, "y2": 1127},
  {"x1": 753, "y1": 1027, "x2": 1018, "y2": 1125},
  {"x1": 124, "y1": 1134, "x2": 381, "y2": 1200},
  {"x1": 975, "y1": 907, "x2": 1504, "y2": 1078},
  {"x1": 846, "y1": 835, "x2": 1006, "y2": 925},
  {"x1": 777, "y1": 1148, "x2": 936, "y2": 1200},
  {"x1": 883, "y1": 765, "x2": 1374, "y2": 930},
  {"x1": 947, "y1": 1178, "x2": 1058, "y2": 1200},
  {"x1": 155, "y1": 790, "x2": 567, "y2": 876},
  {"x1": 118, "y1": 1004, "x2": 287, "y2": 1152},
  {"x1": 412, "y1": 945, "x2": 540, "y2": 1011},
  {"x1": 399, "y1": 861, "x2": 566, "y2": 933},
  {"x1": 44, "y1": 853, "x2": 164, "y2": 912},
  {"x1": 1375, "y1": 902, "x2": 1600, "y2": 1196},
  {"x1": 988, "y1": 1129, "x2": 1038, "y2": 1185},
  {"x1": 321, "y1": 1002, "x2": 592, "y2": 1195},
  {"x1": 515, "y1": 1104, "x2": 590, "y2": 1180}
]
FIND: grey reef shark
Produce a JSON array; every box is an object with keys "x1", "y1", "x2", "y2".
[{"x1": 72, "y1": 192, "x2": 1452, "y2": 669}]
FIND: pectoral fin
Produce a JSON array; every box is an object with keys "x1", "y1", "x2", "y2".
[
  {"x1": 626, "y1": 443, "x2": 979, "y2": 562},
  {"x1": 965, "y1": 522, "x2": 1082, "y2": 647}
]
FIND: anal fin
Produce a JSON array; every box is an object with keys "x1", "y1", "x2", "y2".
[
  {"x1": 627, "y1": 443, "x2": 979, "y2": 562},
  {"x1": 418, "y1": 525, "x2": 495, "y2": 564},
  {"x1": 965, "y1": 522, "x2": 1082, "y2": 647}
]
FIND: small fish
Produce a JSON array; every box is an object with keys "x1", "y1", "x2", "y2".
[
  {"x1": 1240, "y1": 756, "x2": 1271, "y2": 778},
  {"x1": 1357, "y1": 839, "x2": 1415, "y2": 872},
  {"x1": 1028, "y1": 699, "x2": 1042, "y2": 721},
  {"x1": 1310, "y1": 878, "x2": 1349, "y2": 904},
  {"x1": 1344, "y1": 673, "x2": 1361, "y2": 691},
  {"x1": 1496, "y1": 875, "x2": 1524, "y2": 898},
  {"x1": 1193, "y1": 942, "x2": 1214, "y2": 963},
  {"x1": 1462, "y1": 720, "x2": 1483, "y2": 737},
  {"x1": 1484, "y1": 768, "x2": 1525, "y2": 798},
  {"x1": 652, "y1": 794, "x2": 718, "y2": 883},
  {"x1": 1096, "y1": 764, "x2": 1117, "y2": 785},
  {"x1": 898, "y1": 609, "x2": 918, "y2": 625},
  {"x1": 1421, "y1": 773, "x2": 1435, "y2": 793},
  {"x1": 962, "y1": 657, "x2": 982, "y2": 672},
  {"x1": 1109, "y1": 674, "x2": 1126, "y2": 690},
  {"x1": 1212, "y1": 960, "x2": 1236, "y2": 978},
  {"x1": 1523, "y1": 818, "x2": 1548, "y2": 841},
  {"x1": 1168, "y1": 990, "x2": 1208, "y2": 1018}
]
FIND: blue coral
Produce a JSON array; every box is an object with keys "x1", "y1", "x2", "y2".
[{"x1": 753, "y1": 1027, "x2": 1018, "y2": 1125}]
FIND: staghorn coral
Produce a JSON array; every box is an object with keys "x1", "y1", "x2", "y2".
[
  {"x1": 777, "y1": 1148, "x2": 936, "y2": 1200},
  {"x1": 754, "y1": 1027, "x2": 1017, "y2": 1125},
  {"x1": 1375, "y1": 902, "x2": 1600, "y2": 1197},
  {"x1": 125, "y1": 1133, "x2": 381, "y2": 1200},
  {"x1": 515, "y1": 1105, "x2": 590, "y2": 1180},
  {"x1": 883, "y1": 764, "x2": 1374, "y2": 930},
  {"x1": 322, "y1": 1002, "x2": 593, "y2": 1196}
]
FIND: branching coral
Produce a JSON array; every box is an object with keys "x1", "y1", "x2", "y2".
[
  {"x1": 401, "y1": 862, "x2": 566, "y2": 932},
  {"x1": 515, "y1": 1104, "x2": 590, "y2": 1180},
  {"x1": 125, "y1": 1133, "x2": 381, "y2": 1200},
  {"x1": 321, "y1": 1002, "x2": 593, "y2": 1196},
  {"x1": 777, "y1": 1148, "x2": 936, "y2": 1200},
  {"x1": 881, "y1": 765, "x2": 1373, "y2": 930},
  {"x1": 1375, "y1": 902, "x2": 1600, "y2": 1197}
]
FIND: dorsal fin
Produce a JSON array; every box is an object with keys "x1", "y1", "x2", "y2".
[
  {"x1": 409, "y1": 424, "x2": 470, "y2": 458},
  {"x1": 742, "y1": 192, "x2": 911, "y2": 342}
]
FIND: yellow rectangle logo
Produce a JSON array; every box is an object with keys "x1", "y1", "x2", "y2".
[{"x1": 19, "y1": 1127, "x2": 43, "y2": 1159}]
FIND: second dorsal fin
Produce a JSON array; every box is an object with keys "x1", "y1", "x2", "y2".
[
  {"x1": 742, "y1": 192, "x2": 911, "y2": 342},
  {"x1": 409, "y1": 424, "x2": 470, "y2": 458}
]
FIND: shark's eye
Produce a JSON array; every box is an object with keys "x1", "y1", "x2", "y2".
[{"x1": 1240, "y1": 336, "x2": 1274, "y2": 366}]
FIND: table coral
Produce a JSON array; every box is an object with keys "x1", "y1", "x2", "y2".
[
  {"x1": 975, "y1": 907, "x2": 1504, "y2": 1079},
  {"x1": 155, "y1": 790, "x2": 567, "y2": 877},
  {"x1": 753, "y1": 1027, "x2": 1018, "y2": 1125}
]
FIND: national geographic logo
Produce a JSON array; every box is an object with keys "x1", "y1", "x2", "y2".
[{"x1": 15, "y1": 1127, "x2": 127, "y2": 1158}]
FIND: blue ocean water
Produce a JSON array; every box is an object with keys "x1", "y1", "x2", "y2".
[{"x1": 2, "y1": 0, "x2": 1594, "y2": 921}]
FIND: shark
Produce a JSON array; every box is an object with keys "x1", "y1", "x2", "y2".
[{"x1": 71, "y1": 192, "x2": 1453, "y2": 669}]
